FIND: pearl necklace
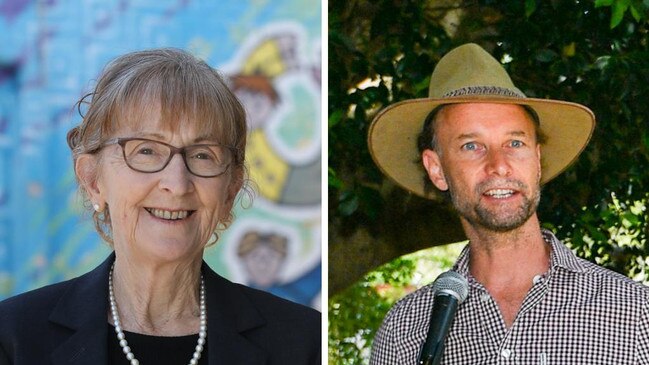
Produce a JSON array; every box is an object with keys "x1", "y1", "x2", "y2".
[{"x1": 108, "y1": 264, "x2": 207, "y2": 365}]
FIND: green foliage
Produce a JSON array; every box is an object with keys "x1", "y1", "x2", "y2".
[
  {"x1": 328, "y1": 0, "x2": 452, "y2": 223},
  {"x1": 595, "y1": 0, "x2": 648, "y2": 28},
  {"x1": 525, "y1": 0, "x2": 538, "y2": 18},
  {"x1": 328, "y1": 243, "x2": 465, "y2": 365},
  {"x1": 512, "y1": 0, "x2": 649, "y2": 281},
  {"x1": 556, "y1": 192, "x2": 649, "y2": 282}
]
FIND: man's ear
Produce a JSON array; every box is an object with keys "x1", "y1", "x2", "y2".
[
  {"x1": 536, "y1": 143, "x2": 542, "y2": 182},
  {"x1": 75, "y1": 154, "x2": 104, "y2": 205},
  {"x1": 422, "y1": 149, "x2": 449, "y2": 191}
]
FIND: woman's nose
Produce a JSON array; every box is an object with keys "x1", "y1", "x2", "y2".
[{"x1": 157, "y1": 154, "x2": 195, "y2": 195}]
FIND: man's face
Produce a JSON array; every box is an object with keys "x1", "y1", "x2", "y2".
[{"x1": 422, "y1": 103, "x2": 542, "y2": 232}]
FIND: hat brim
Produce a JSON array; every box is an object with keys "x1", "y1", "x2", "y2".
[{"x1": 368, "y1": 96, "x2": 595, "y2": 199}]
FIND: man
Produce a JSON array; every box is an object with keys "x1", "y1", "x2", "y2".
[{"x1": 368, "y1": 43, "x2": 649, "y2": 364}]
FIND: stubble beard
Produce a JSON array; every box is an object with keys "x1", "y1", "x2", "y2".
[{"x1": 448, "y1": 178, "x2": 541, "y2": 232}]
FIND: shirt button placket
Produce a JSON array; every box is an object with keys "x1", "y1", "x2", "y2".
[{"x1": 498, "y1": 335, "x2": 514, "y2": 364}]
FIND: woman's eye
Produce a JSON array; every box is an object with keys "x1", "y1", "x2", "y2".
[
  {"x1": 193, "y1": 152, "x2": 213, "y2": 160},
  {"x1": 190, "y1": 149, "x2": 216, "y2": 161},
  {"x1": 137, "y1": 148, "x2": 154, "y2": 155}
]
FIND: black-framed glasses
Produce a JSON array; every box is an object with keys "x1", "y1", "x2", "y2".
[{"x1": 102, "y1": 137, "x2": 236, "y2": 178}]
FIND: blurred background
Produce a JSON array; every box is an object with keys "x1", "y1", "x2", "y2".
[
  {"x1": 328, "y1": 0, "x2": 649, "y2": 363},
  {"x1": 0, "y1": 0, "x2": 321, "y2": 310}
]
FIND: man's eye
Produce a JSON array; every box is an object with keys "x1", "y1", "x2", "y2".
[
  {"x1": 461, "y1": 142, "x2": 480, "y2": 151},
  {"x1": 510, "y1": 140, "x2": 524, "y2": 148}
]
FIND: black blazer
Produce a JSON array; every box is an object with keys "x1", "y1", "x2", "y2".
[{"x1": 0, "y1": 254, "x2": 321, "y2": 364}]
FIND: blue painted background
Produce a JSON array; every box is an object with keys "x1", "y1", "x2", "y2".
[{"x1": 0, "y1": 0, "x2": 321, "y2": 308}]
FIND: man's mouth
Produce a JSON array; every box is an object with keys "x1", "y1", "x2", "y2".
[
  {"x1": 483, "y1": 189, "x2": 515, "y2": 199},
  {"x1": 145, "y1": 208, "x2": 195, "y2": 221}
]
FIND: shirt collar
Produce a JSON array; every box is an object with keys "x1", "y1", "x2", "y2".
[
  {"x1": 541, "y1": 228, "x2": 586, "y2": 273},
  {"x1": 452, "y1": 228, "x2": 587, "y2": 276}
]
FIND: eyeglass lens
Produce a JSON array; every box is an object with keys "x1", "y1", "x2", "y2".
[{"x1": 122, "y1": 139, "x2": 231, "y2": 177}]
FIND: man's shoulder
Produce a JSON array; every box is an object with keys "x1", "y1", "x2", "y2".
[
  {"x1": 548, "y1": 231, "x2": 649, "y2": 300},
  {"x1": 381, "y1": 284, "x2": 436, "y2": 328},
  {"x1": 573, "y1": 256, "x2": 649, "y2": 298},
  {"x1": 370, "y1": 283, "x2": 437, "y2": 364}
]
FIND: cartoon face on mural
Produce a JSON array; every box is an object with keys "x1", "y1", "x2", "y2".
[
  {"x1": 230, "y1": 74, "x2": 279, "y2": 131},
  {"x1": 237, "y1": 231, "x2": 288, "y2": 288}
]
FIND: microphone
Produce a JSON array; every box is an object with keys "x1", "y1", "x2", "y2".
[{"x1": 417, "y1": 271, "x2": 469, "y2": 365}]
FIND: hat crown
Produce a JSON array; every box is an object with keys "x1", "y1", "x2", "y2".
[{"x1": 428, "y1": 43, "x2": 525, "y2": 99}]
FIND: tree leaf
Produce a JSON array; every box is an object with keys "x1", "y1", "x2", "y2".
[
  {"x1": 595, "y1": 0, "x2": 615, "y2": 7},
  {"x1": 338, "y1": 191, "x2": 359, "y2": 216},
  {"x1": 611, "y1": 0, "x2": 631, "y2": 28},
  {"x1": 328, "y1": 109, "x2": 344, "y2": 128},
  {"x1": 525, "y1": 0, "x2": 537, "y2": 17},
  {"x1": 328, "y1": 168, "x2": 343, "y2": 189},
  {"x1": 562, "y1": 42, "x2": 576, "y2": 57},
  {"x1": 594, "y1": 55, "x2": 611, "y2": 70},
  {"x1": 534, "y1": 48, "x2": 559, "y2": 63},
  {"x1": 629, "y1": 2, "x2": 643, "y2": 21}
]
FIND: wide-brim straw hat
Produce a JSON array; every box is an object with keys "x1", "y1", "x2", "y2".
[{"x1": 368, "y1": 43, "x2": 595, "y2": 199}]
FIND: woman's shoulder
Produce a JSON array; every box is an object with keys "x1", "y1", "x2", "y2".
[
  {"x1": 202, "y1": 265, "x2": 321, "y2": 364},
  {"x1": 0, "y1": 256, "x2": 111, "y2": 330},
  {"x1": 202, "y1": 265, "x2": 320, "y2": 334},
  {"x1": 233, "y1": 280, "x2": 320, "y2": 319},
  {"x1": 0, "y1": 279, "x2": 75, "y2": 316},
  {"x1": 204, "y1": 267, "x2": 320, "y2": 318},
  {"x1": 0, "y1": 277, "x2": 80, "y2": 342}
]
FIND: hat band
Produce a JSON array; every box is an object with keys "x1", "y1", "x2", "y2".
[{"x1": 442, "y1": 85, "x2": 525, "y2": 98}]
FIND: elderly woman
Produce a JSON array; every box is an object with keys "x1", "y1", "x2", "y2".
[{"x1": 0, "y1": 49, "x2": 320, "y2": 364}]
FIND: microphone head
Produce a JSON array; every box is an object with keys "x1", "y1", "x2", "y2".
[{"x1": 432, "y1": 271, "x2": 469, "y2": 303}]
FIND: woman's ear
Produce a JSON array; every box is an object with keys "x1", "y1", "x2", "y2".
[
  {"x1": 217, "y1": 166, "x2": 245, "y2": 226},
  {"x1": 75, "y1": 154, "x2": 104, "y2": 206},
  {"x1": 422, "y1": 149, "x2": 449, "y2": 191},
  {"x1": 226, "y1": 166, "x2": 244, "y2": 206}
]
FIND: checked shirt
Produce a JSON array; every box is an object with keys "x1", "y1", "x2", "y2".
[{"x1": 370, "y1": 230, "x2": 649, "y2": 365}]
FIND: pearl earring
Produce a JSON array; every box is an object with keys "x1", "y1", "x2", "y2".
[{"x1": 93, "y1": 203, "x2": 102, "y2": 212}]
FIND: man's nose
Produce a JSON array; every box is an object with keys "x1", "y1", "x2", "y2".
[{"x1": 485, "y1": 148, "x2": 512, "y2": 177}]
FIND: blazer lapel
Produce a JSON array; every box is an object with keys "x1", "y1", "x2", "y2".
[
  {"x1": 49, "y1": 254, "x2": 114, "y2": 365},
  {"x1": 203, "y1": 263, "x2": 268, "y2": 364}
]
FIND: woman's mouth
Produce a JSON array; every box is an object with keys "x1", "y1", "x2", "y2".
[{"x1": 145, "y1": 208, "x2": 195, "y2": 221}]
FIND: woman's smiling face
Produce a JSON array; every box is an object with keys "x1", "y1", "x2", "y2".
[{"x1": 79, "y1": 112, "x2": 242, "y2": 264}]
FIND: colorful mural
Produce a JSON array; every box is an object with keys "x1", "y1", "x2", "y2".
[{"x1": 0, "y1": 0, "x2": 321, "y2": 309}]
